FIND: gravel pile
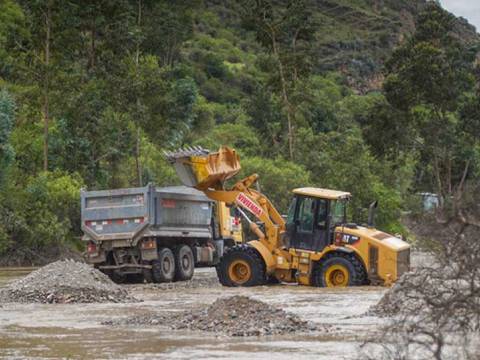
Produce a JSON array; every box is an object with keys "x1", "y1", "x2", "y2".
[
  {"x1": 0, "y1": 259, "x2": 136, "y2": 304},
  {"x1": 105, "y1": 295, "x2": 319, "y2": 336},
  {"x1": 135, "y1": 276, "x2": 220, "y2": 291}
]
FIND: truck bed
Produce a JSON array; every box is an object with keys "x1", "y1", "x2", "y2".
[{"x1": 81, "y1": 184, "x2": 213, "y2": 243}]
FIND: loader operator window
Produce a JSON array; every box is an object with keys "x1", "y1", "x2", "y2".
[
  {"x1": 317, "y1": 200, "x2": 328, "y2": 229},
  {"x1": 331, "y1": 200, "x2": 347, "y2": 225},
  {"x1": 286, "y1": 197, "x2": 297, "y2": 225},
  {"x1": 298, "y1": 197, "x2": 315, "y2": 232}
]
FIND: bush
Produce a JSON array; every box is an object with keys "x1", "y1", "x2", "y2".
[{"x1": 0, "y1": 171, "x2": 84, "y2": 255}]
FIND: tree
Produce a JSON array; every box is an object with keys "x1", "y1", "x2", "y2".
[
  {"x1": 379, "y1": 2, "x2": 477, "y2": 209},
  {"x1": 294, "y1": 127, "x2": 405, "y2": 232},
  {"x1": 240, "y1": 156, "x2": 311, "y2": 212},
  {"x1": 0, "y1": 89, "x2": 15, "y2": 186},
  {"x1": 0, "y1": 0, "x2": 25, "y2": 76},
  {"x1": 241, "y1": 0, "x2": 316, "y2": 160}
]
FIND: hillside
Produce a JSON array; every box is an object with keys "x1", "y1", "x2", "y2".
[{"x1": 202, "y1": 0, "x2": 479, "y2": 93}]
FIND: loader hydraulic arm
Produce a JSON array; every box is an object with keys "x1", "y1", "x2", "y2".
[{"x1": 204, "y1": 176, "x2": 286, "y2": 252}]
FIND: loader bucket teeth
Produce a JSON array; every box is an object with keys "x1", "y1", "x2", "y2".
[
  {"x1": 163, "y1": 146, "x2": 211, "y2": 163},
  {"x1": 165, "y1": 146, "x2": 241, "y2": 190}
]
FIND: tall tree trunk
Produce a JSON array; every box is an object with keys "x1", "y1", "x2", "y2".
[
  {"x1": 89, "y1": 20, "x2": 96, "y2": 70},
  {"x1": 43, "y1": 2, "x2": 52, "y2": 172},
  {"x1": 135, "y1": 126, "x2": 142, "y2": 186},
  {"x1": 135, "y1": 0, "x2": 143, "y2": 186},
  {"x1": 271, "y1": 34, "x2": 294, "y2": 160}
]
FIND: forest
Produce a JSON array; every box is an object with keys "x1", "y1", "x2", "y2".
[{"x1": 0, "y1": 0, "x2": 479, "y2": 262}]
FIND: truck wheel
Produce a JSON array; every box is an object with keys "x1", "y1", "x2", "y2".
[
  {"x1": 126, "y1": 274, "x2": 144, "y2": 283},
  {"x1": 111, "y1": 270, "x2": 127, "y2": 284},
  {"x1": 216, "y1": 244, "x2": 266, "y2": 287},
  {"x1": 174, "y1": 245, "x2": 194, "y2": 281},
  {"x1": 312, "y1": 252, "x2": 366, "y2": 287},
  {"x1": 142, "y1": 261, "x2": 153, "y2": 283},
  {"x1": 143, "y1": 269, "x2": 153, "y2": 283},
  {"x1": 152, "y1": 247, "x2": 175, "y2": 283}
]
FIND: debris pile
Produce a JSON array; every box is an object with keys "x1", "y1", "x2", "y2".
[
  {"x1": 373, "y1": 265, "x2": 478, "y2": 321},
  {"x1": 0, "y1": 260, "x2": 135, "y2": 303},
  {"x1": 373, "y1": 270, "x2": 420, "y2": 316},
  {"x1": 106, "y1": 295, "x2": 318, "y2": 336}
]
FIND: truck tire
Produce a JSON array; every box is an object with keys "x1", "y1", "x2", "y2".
[
  {"x1": 174, "y1": 245, "x2": 194, "y2": 281},
  {"x1": 152, "y1": 247, "x2": 175, "y2": 283},
  {"x1": 111, "y1": 270, "x2": 127, "y2": 284},
  {"x1": 143, "y1": 269, "x2": 153, "y2": 283},
  {"x1": 312, "y1": 252, "x2": 366, "y2": 287},
  {"x1": 126, "y1": 274, "x2": 144, "y2": 283},
  {"x1": 216, "y1": 244, "x2": 266, "y2": 287},
  {"x1": 142, "y1": 261, "x2": 153, "y2": 283}
]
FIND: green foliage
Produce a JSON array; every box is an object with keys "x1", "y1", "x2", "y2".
[
  {"x1": 294, "y1": 127, "x2": 404, "y2": 232},
  {"x1": 0, "y1": 0, "x2": 25, "y2": 73},
  {"x1": 0, "y1": 0, "x2": 478, "y2": 258},
  {"x1": 193, "y1": 123, "x2": 261, "y2": 157},
  {"x1": 0, "y1": 89, "x2": 15, "y2": 185},
  {"x1": 240, "y1": 157, "x2": 312, "y2": 213},
  {"x1": 378, "y1": 2, "x2": 479, "y2": 200},
  {"x1": 0, "y1": 171, "x2": 83, "y2": 255}
]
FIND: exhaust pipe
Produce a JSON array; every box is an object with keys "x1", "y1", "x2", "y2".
[{"x1": 367, "y1": 201, "x2": 378, "y2": 228}]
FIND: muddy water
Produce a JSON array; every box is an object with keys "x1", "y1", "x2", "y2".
[{"x1": 0, "y1": 267, "x2": 386, "y2": 359}]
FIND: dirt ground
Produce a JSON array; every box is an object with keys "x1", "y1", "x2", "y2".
[{"x1": 0, "y1": 266, "x2": 390, "y2": 360}]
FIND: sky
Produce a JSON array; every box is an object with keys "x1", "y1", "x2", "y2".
[{"x1": 441, "y1": 0, "x2": 480, "y2": 32}]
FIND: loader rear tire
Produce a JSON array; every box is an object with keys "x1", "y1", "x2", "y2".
[
  {"x1": 216, "y1": 244, "x2": 266, "y2": 287},
  {"x1": 152, "y1": 247, "x2": 175, "y2": 283},
  {"x1": 312, "y1": 252, "x2": 366, "y2": 287},
  {"x1": 174, "y1": 245, "x2": 194, "y2": 281}
]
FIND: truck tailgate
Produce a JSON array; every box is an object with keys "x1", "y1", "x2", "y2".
[{"x1": 81, "y1": 186, "x2": 151, "y2": 241}]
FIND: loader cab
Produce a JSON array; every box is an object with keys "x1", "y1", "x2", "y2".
[{"x1": 285, "y1": 188, "x2": 351, "y2": 252}]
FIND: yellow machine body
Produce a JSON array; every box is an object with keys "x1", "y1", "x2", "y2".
[
  {"x1": 165, "y1": 145, "x2": 410, "y2": 287},
  {"x1": 216, "y1": 201, "x2": 243, "y2": 244}
]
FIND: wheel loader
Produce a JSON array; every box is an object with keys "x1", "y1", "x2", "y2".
[{"x1": 165, "y1": 146, "x2": 410, "y2": 287}]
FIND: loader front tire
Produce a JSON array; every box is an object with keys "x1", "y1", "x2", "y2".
[
  {"x1": 312, "y1": 252, "x2": 366, "y2": 287},
  {"x1": 216, "y1": 244, "x2": 266, "y2": 287},
  {"x1": 152, "y1": 247, "x2": 175, "y2": 283}
]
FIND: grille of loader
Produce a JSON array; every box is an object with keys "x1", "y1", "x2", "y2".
[{"x1": 396, "y1": 248, "x2": 410, "y2": 277}]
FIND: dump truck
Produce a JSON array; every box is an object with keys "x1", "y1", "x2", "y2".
[
  {"x1": 81, "y1": 184, "x2": 242, "y2": 283},
  {"x1": 165, "y1": 146, "x2": 411, "y2": 287}
]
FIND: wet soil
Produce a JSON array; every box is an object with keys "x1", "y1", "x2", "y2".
[{"x1": 0, "y1": 267, "x2": 386, "y2": 359}]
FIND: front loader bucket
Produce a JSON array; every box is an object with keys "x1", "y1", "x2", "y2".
[{"x1": 164, "y1": 146, "x2": 241, "y2": 190}]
